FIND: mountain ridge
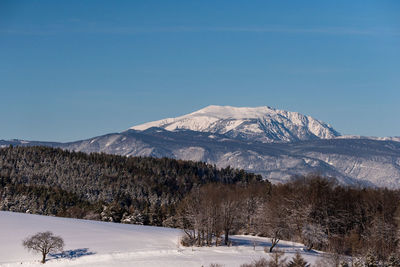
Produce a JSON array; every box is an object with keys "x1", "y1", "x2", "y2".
[{"x1": 130, "y1": 105, "x2": 341, "y2": 143}]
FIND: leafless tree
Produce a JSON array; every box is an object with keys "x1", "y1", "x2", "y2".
[
  {"x1": 22, "y1": 231, "x2": 64, "y2": 264},
  {"x1": 178, "y1": 185, "x2": 222, "y2": 246},
  {"x1": 219, "y1": 185, "x2": 243, "y2": 245},
  {"x1": 241, "y1": 183, "x2": 270, "y2": 234},
  {"x1": 259, "y1": 191, "x2": 291, "y2": 252},
  {"x1": 178, "y1": 184, "x2": 244, "y2": 247},
  {"x1": 302, "y1": 223, "x2": 327, "y2": 251},
  {"x1": 365, "y1": 215, "x2": 398, "y2": 261}
]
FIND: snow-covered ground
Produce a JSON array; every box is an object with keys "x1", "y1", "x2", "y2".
[{"x1": 0, "y1": 211, "x2": 323, "y2": 266}]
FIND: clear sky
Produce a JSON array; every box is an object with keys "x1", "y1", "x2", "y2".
[{"x1": 1, "y1": 0, "x2": 399, "y2": 142}]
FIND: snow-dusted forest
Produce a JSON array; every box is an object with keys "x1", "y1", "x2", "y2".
[{"x1": 2, "y1": 146, "x2": 400, "y2": 266}]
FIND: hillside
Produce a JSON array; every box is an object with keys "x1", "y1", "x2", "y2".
[
  {"x1": 0, "y1": 146, "x2": 263, "y2": 224},
  {"x1": 0, "y1": 211, "x2": 323, "y2": 267}
]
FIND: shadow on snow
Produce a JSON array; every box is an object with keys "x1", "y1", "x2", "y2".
[
  {"x1": 49, "y1": 248, "x2": 95, "y2": 260},
  {"x1": 229, "y1": 237, "x2": 319, "y2": 255}
]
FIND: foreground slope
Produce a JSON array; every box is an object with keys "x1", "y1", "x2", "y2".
[{"x1": 0, "y1": 211, "x2": 322, "y2": 267}]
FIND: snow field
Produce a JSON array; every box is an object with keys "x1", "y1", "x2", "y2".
[{"x1": 0, "y1": 211, "x2": 323, "y2": 266}]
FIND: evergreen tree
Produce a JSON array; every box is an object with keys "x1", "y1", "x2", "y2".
[
  {"x1": 287, "y1": 252, "x2": 310, "y2": 267},
  {"x1": 267, "y1": 250, "x2": 286, "y2": 267}
]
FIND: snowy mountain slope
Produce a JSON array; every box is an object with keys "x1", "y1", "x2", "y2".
[
  {"x1": 5, "y1": 129, "x2": 396, "y2": 188},
  {"x1": 0, "y1": 139, "x2": 60, "y2": 148},
  {"x1": 1, "y1": 105, "x2": 400, "y2": 188},
  {"x1": 0, "y1": 211, "x2": 323, "y2": 267},
  {"x1": 337, "y1": 135, "x2": 400, "y2": 142},
  {"x1": 131, "y1": 105, "x2": 341, "y2": 143}
]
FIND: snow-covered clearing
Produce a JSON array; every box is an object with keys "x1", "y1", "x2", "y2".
[{"x1": 0, "y1": 211, "x2": 323, "y2": 266}]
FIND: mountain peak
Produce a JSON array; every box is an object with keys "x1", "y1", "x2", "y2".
[
  {"x1": 191, "y1": 105, "x2": 277, "y2": 119},
  {"x1": 130, "y1": 105, "x2": 340, "y2": 143}
]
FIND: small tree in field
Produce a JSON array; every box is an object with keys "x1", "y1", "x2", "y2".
[
  {"x1": 287, "y1": 252, "x2": 310, "y2": 267},
  {"x1": 267, "y1": 249, "x2": 287, "y2": 267},
  {"x1": 22, "y1": 231, "x2": 64, "y2": 264}
]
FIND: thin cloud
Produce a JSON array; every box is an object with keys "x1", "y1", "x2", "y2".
[
  {"x1": 1, "y1": 25, "x2": 399, "y2": 37},
  {"x1": 86, "y1": 25, "x2": 400, "y2": 36}
]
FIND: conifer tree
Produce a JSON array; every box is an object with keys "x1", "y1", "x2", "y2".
[
  {"x1": 266, "y1": 250, "x2": 286, "y2": 267},
  {"x1": 287, "y1": 252, "x2": 310, "y2": 267}
]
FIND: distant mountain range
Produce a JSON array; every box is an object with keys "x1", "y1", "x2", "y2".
[{"x1": 2, "y1": 105, "x2": 400, "y2": 188}]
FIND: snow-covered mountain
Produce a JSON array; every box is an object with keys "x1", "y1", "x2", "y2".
[
  {"x1": 337, "y1": 135, "x2": 400, "y2": 142},
  {"x1": 2, "y1": 105, "x2": 400, "y2": 188},
  {"x1": 131, "y1": 105, "x2": 340, "y2": 143}
]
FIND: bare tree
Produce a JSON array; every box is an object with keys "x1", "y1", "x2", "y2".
[
  {"x1": 219, "y1": 185, "x2": 243, "y2": 246},
  {"x1": 259, "y1": 191, "x2": 291, "y2": 252},
  {"x1": 301, "y1": 223, "x2": 327, "y2": 251},
  {"x1": 365, "y1": 215, "x2": 398, "y2": 262},
  {"x1": 178, "y1": 184, "x2": 243, "y2": 247},
  {"x1": 22, "y1": 231, "x2": 64, "y2": 264}
]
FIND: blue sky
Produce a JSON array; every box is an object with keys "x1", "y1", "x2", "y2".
[{"x1": 1, "y1": 0, "x2": 399, "y2": 141}]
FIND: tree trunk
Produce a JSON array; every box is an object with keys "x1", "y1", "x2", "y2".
[
  {"x1": 270, "y1": 238, "x2": 279, "y2": 252},
  {"x1": 41, "y1": 252, "x2": 46, "y2": 264},
  {"x1": 224, "y1": 229, "x2": 229, "y2": 245},
  {"x1": 269, "y1": 244, "x2": 274, "y2": 253}
]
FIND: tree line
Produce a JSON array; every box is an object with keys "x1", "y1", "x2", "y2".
[{"x1": 177, "y1": 175, "x2": 400, "y2": 265}]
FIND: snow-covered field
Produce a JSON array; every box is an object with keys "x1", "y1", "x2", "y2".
[{"x1": 0, "y1": 211, "x2": 323, "y2": 266}]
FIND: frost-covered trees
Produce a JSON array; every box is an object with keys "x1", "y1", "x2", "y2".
[
  {"x1": 301, "y1": 223, "x2": 327, "y2": 251},
  {"x1": 8, "y1": 145, "x2": 400, "y2": 260},
  {"x1": 0, "y1": 146, "x2": 262, "y2": 225},
  {"x1": 386, "y1": 253, "x2": 400, "y2": 267},
  {"x1": 257, "y1": 185, "x2": 293, "y2": 252},
  {"x1": 365, "y1": 215, "x2": 397, "y2": 261},
  {"x1": 178, "y1": 184, "x2": 245, "y2": 246},
  {"x1": 179, "y1": 174, "x2": 400, "y2": 261},
  {"x1": 261, "y1": 201, "x2": 291, "y2": 252},
  {"x1": 22, "y1": 231, "x2": 64, "y2": 264},
  {"x1": 178, "y1": 183, "x2": 269, "y2": 247},
  {"x1": 364, "y1": 251, "x2": 378, "y2": 267},
  {"x1": 219, "y1": 185, "x2": 243, "y2": 245}
]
